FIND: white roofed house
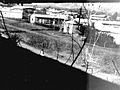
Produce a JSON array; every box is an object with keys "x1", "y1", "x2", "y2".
[
  {"x1": 0, "y1": 5, "x2": 36, "y2": 19},
  {"x1": 90, "y1": 14, "x2": 107, "y2": 22},
  {"x1": 30, "y1": 12, "x2": 68, "y2": 30},
  {"x1": 89, "y1": 14, "x2": 108, "y2": 27},
  {"x1": 0, "y1": 6, "x2": 23, "y2": 19}
]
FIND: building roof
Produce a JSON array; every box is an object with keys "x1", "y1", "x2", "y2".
[{"x1": 32, "y1": 14, "x2": 68, "y2": 20}]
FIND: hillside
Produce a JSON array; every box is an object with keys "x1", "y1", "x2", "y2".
[
  {"x1": 0, "y1": 18, "x2": 120, "y2": 85},
  {"x1": 0, "y1": 27, "x2": 120, "y2": 90}
]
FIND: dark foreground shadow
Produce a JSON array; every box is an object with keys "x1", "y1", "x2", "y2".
[{"x1": 0, "y1": 36, "x2": 120, "y2": 90}]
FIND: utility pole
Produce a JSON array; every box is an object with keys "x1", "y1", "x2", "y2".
[{"x1": 78, "y1": 7, "x2": 82, "y2": 33}]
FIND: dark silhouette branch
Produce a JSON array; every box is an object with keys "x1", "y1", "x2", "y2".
[
  {"x1": 112, "y1": 60, "x2": 120, "y2": 76},
  {"x1": 65, "y1": 33, "x2": 81, "y2": 64},
  {"x1": 72, "y1": 33, "x2": 74, "y2": 62},
  {"x1": 70, "y1": 3, "x2": 90, "y2": 67},
  {"x1": 55, "y1": 41, "x2": 59, "y2": 60},
  {"x1": 71, "y1": 33, "x2": 88, "y2": 67}
]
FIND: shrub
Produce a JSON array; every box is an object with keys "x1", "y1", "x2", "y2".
[{"x1": 86, "y1": 28, "x2": 119, "y2": 48}]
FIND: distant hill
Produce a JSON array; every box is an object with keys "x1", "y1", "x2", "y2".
[{"x1": 32, "y1": 3, "x2": 82, "y2": 9}]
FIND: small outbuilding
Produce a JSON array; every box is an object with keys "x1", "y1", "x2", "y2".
[{"x1": 63, "y1": 18, "x2": 88, "y2": 34}]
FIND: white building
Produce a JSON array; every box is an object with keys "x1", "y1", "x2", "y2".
[
  {"x1": 1, "y1": 6, "x2": 23, "y2": 19},
  {"x1": 90, "y1": 14, "x2": 107, "y2": 23}
]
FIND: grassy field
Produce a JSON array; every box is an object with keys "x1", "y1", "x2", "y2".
[
  {"x1": 22, "y1": 32, "x2": 120, "y2": 74},
  {"x1": 1, "y1": 18, "x2": 120, "y2": 84}
]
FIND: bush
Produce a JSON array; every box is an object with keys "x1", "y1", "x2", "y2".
[
  {"x1": 86, "y1": 28, "x2": 119, "y2": 48},
  {"x1": 24, "y1": 32, "x2": 82, "y2": 55}
]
